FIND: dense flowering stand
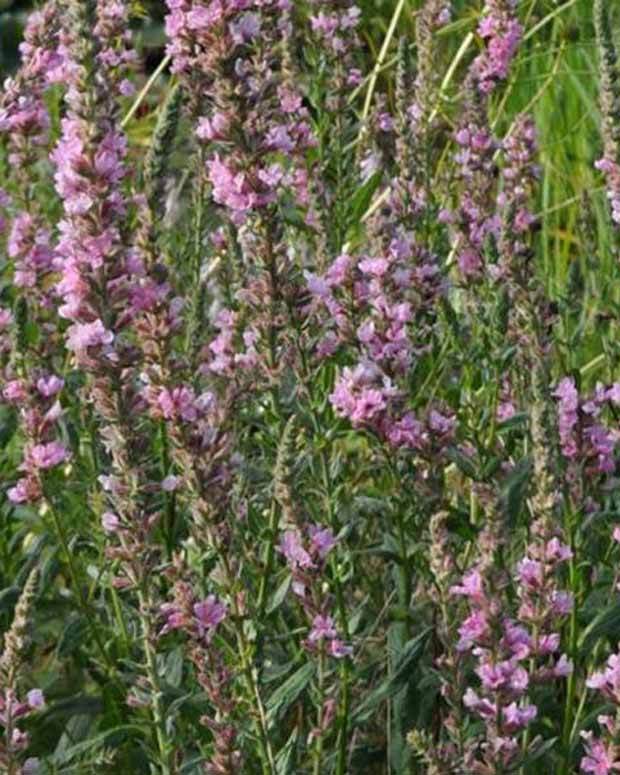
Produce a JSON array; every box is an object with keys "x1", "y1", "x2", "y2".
[{"x1": 1, "y1": 1, "x2": 620, "y2": 773}]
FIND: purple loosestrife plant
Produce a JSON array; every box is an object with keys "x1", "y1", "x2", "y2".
[
  {"x1": 594, "y1": 0, "x2": 620, "y2": 229},
  {"x1": 496, "y1": 115, "x2": 539, "y2": 287},
  {"x1": 446, "y1": 468, "x2": 572, "y2": 771},
  {"x1": 2, "y1": 1, "x2": 620, "y2": 773},
  {"x1": 307, "y1": 241, "x2": 449, "y2": 454},
  {"x1": 0, "y1": 1, "x2": 65, "y2": 354},
  {"x1": 0, "y1": 3, "x2": 67, "y2": 512},
  {"x1": 447, "y1": 116, "x2": 500, "y2": 280},
  {"x1": 472, "y1": 0, "x2": 523, "y2": 96},
  {"x1": 444, "y1": 0, "x2": 523, "y2": 283},
  {"x1": 158, "y1": 571, "x2": 243, "y2": 773},
  {"x1": 581, "y1": 652, "x2": 620, "y2": 774},
  {"x1": 0, "y1": 570, "x2": 44, "y2": 775},
  {"x1": 50, "y1": 0, "x2": 178, "y2": 769},
  {"x1": 553, "y1": 378, "x2": 620, "y2": 509}
]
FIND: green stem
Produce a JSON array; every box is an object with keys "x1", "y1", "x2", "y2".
[
  {"x1": 255, "y1": 225, "x2": 284, "y2": 628},
  {"x1": 138, "y1": 589, "x2": 172, "y2": 775},
  {"x1": 561, "y1": 510, "x2": 578, "y2": 774},
  {"x1": 318, "y1": 449, "x2": 351, "y2": 775},
  {"x1": 159, "y1": 420, "x2": 176, "y2": 557},
  {"x1": 257, "y1": 499, "x2": 280, "y2": 618},
  {"x1": 295, "y1": 338, "x2": 352, "y2": 773},
  {"x1": 45, "y1": 497, "x2": 121, "y2": 683},
  {"x1": 312, "y1": 646, "x2": 326, "y2": 775},
  {"x1": 221, "y1": 554, "x2": 276, "y2": 775}
]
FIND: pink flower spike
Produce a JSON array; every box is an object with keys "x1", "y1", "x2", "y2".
[
  {"x1": 449, "y1": 569, "x2": 485, "y2": 601},
  {"x1": 36, "y1": 375, "x2": 64, "y2": 397},
  {"x1": 101, "y1": 512, "x2": 120, "y2": 533},
  {"x1": 329, "y1": 639, "x2": 353, "y2": 658},
  {"x1": 309, "y1": 526, "x2": 337, "y2": 559},
  {"x1": 66, "y1": 319, "x2": 114, "y2": 354},
  {"x1": 580, "y1": 732, "x2": 620, "y2": 774},
  {"x1": 26, "y1": 689, "x2": 45, "y2": 709},
  {"x1": 27, "y1": 441, "x2": 69, "y2": 470},
  {"x1": 309, "y1": 614, "x2": 337, "y2": 643},
  {"x1": 194, "y1": 595, "x2": 227, "y2": 638},
  {"x1": 162, "y1": 475, "x2": 180, "y2": 492}
]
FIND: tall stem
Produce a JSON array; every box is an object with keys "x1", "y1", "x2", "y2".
[
  {"x1": 220, "y1": 553, "x2": 276, "y2": 774},
  {"x1": 312, "y1": 645, "x2": 327, "y2": 775},
  {"x1": 138, "y1": 589, "x2": 172, "y2": 775},
  {"x1": 45, "y1": 497, "x2": 122, "y2": 687},
  {"x1": 317, "y1": 448, "x2": 351, "y2": 775},
  {"x1": 561, "y1": 508, "x2": 578, "y2": 774}
]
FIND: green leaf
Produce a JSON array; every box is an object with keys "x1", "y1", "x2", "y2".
[
  {"x1": 180, "y1": 754, "x2": 207, "y2": 774},
  {"x1": 348, "y1": 171, "x2": 382, "y2": 223},
  {"x1": 508, "y1": 737, "x2": 558, "y2": 771},
  {"x1": 267, "y1": 574, "x2": 292, "y2": 615},
  {"x1": 351, "y1": 629, "x2": 430, "y2": 724},
  {"x1": 579, "y1": 599, "x2": 620, "y2": 649},
  {"x1": 266, "y1": 662, "x2": 315, "y2": 725},
  {"x1": 445, "y1": 447, "x2": 478, "y2": 479},
  {"x1": 0, "y1": 586, "x2": 19, "y2": 613},
  {"x1": 497, "y1": 412, "x2": 528, "y2": 432},
  {"x1": 46, "y1": 695, "x2": 104, "y2": 721},
  {"x1": 502, "y1": 457, "x2": 532, "y2": 524},
  {"x1": 275, "y1": 727, "x2": 299, "y2": 774},
  {"x1": 52, "y1": 724, "x2": 144, "y2": 765},
  {"x1": 0, "y1": 405, "x2": 17, "y2": 446},
  {"x1": 163, "y1": 646, "x2": 184, "y2": 688},
  {"x1": 56, "y1": 614, "x2": 89, "y2": 658},
  {"x1": 362, "y1": 544, "x2": 402, "y2": 565}
]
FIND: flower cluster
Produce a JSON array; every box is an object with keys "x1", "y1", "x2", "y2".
[
  {"x1": 445, "y1": 122, "x2": 500, "y2": 279},
  {"x1": 51, "y1": 2, "x2": 160, "y2": 360},
  {"x1": 554, "y1": 378, "x2": 620, "y2": 484},
  {"x1": 496, "y1": 115, "x2": 539, "y2": 283},
  {"x1": 94, "y1": 0, "x2": 137, "y2": 99},
  {"x1": 278, "y1": 525, "x2": 351, "y2": 659},
  {"x1": 451, "y1": 557, "x2": 570, "y2": 770},
  {"x1": 7, "y1": 212, "x2": 56, "y2": 296},
  {"x1": 0, "y1": 1, "x2": 63, "y2": 165},
  {"x1": 3, "y1": 372, "x2": 67, "y2": 505},
  {"x1": 582, "y1": 650, "x2": 620, "y2": 773},
  {"x1": 0, "y1": 2, "x2": 64, "y2": 339},
  {"x1": 161, "y1": 585, "x2": 227, "y2": 642},
  {"x1": 308, "y1": 238, "x2": 450, "y2": 452},
  {"x1": 450, "y1": 570, "x2": 537, "y2": 767},
  {"x1": 594, "y1": 0, "x2": 620, "y2": 228},
  {"x1": 514, "y1": 537, "x2": 574, "y2": 675},
  {"x1": 159, "y1": 576, "x2": 242, "y2": 773},
  {"x1": 472, "y1": 0, "x2": 523, "y2": 95},
  {"x1": 205, "y1": 309, "x2": 259, "y2": 376},
  {"x1": 2, "y1": 1, "x2": 619, "y2": 772},
  {"x1": 595, "y1": 157, "x2": 620, "y2": 225},
  {"x1": 165, "y1": 0, "x2": 258, "y2": 80},
  {"x1": 51, "y1": 110, "x2": 135, "y2": 354},
  {"x1": 443, "y1": 1, "x2": 526, "y2": 284},
  {"x1": 309, "y1": 2, "x2": 361, "y2": 54},
  {"x1": 0, "y1": 688, "x2": 45, "y2": 771},
  {"x1": 167, "y1": 0, "x2": 315, "y2": 224}
]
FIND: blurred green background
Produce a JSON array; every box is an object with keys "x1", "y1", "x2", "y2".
[
  {"x1": 0, "y1": 0, "x2": 34, "y2": 75},
  {"x1": 0, "y1": 0, "x2": 169, "y2": 76}
]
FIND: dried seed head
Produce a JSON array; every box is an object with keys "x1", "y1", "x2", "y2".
[{"x1": 0, "y1": 568, "x2": 39, "y2": 684}]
